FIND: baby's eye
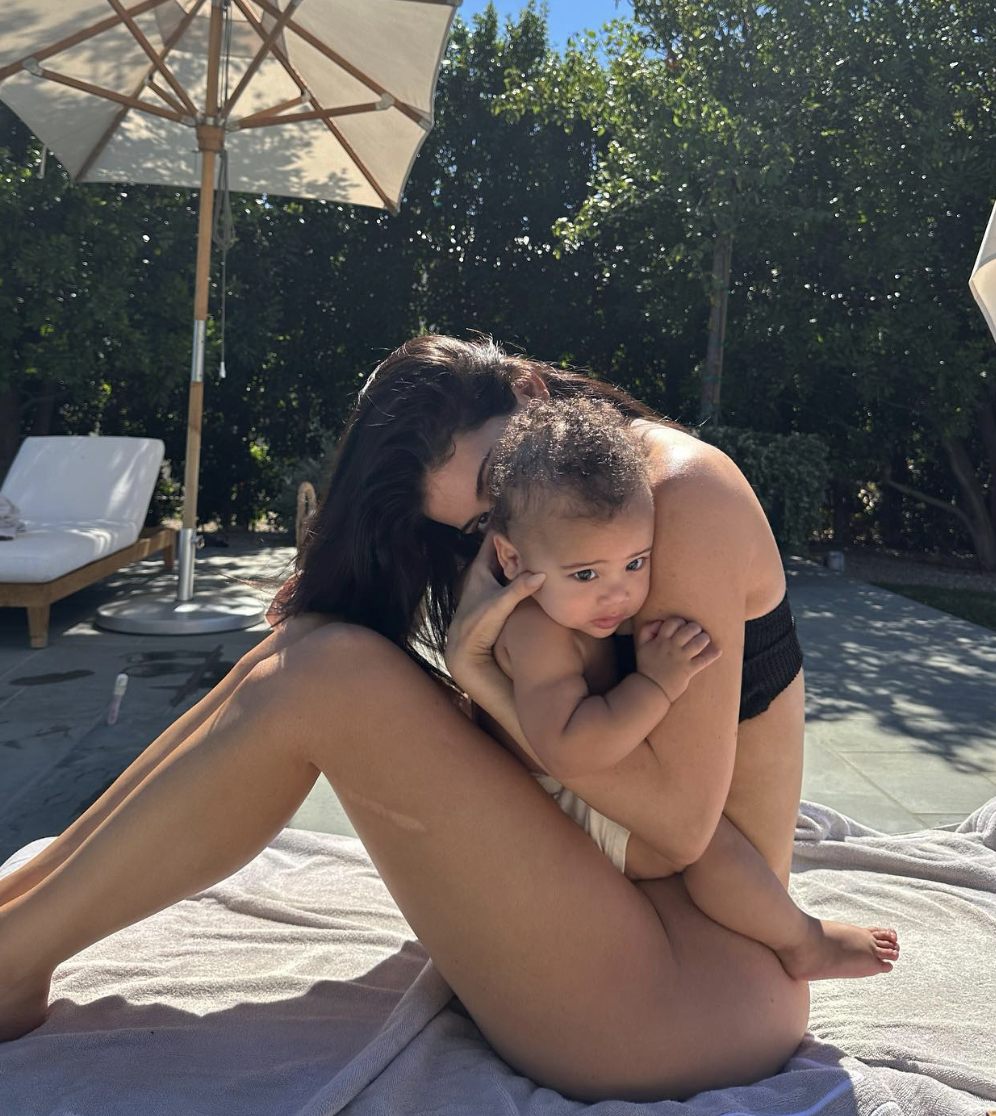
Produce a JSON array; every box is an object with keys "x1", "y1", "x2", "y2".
[
  {"x1": 571, "y1": 569, "x2": 597, "y2": 582},
  {"x1": 626, "y1": 556, "x2": 647, "y2": 571}
]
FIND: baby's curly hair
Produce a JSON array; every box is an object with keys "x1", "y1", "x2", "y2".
[{"x1": 488, "y1": 397, "x2": 651, "y2": 536}]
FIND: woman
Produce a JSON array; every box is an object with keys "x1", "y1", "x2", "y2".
[{"x1": 0, "y1": 335, "x2": 809, "y2": 1102}]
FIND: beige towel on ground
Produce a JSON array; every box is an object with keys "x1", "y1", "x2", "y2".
[{"x1": 1, "y1": 797, "x2": 994, "y2": 1115}]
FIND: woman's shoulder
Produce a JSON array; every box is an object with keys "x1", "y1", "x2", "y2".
[
  {"x1": 634, "y1": 421, "x2": 784, "y2": 604},
  {"x1": 633, "y1": 420, "x2": 757, "y2": 505}
]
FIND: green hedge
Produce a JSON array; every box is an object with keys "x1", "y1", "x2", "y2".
[{"x1": 697, "y1": 426, "x2": 830, "y2": 549}]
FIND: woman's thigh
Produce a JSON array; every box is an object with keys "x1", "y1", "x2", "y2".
[
  {"x1": 249, "y1": 625, "x2": 808, "y2": 1102},
  {"x1": 635, "y1": 876, "x2": 809, "y2": 1099}
]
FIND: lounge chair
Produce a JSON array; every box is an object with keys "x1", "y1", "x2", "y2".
[{"x1": 0, "y1": 436, "x2": 174, "y2": 648}]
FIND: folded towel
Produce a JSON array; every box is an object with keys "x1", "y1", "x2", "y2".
[{"x1": 0, "y1": 495, "x2": 26, "y2": 540}]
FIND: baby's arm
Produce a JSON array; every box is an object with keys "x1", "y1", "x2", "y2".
[{"x1": 501, "y1": 602, "x2": 675, "y2": 781}]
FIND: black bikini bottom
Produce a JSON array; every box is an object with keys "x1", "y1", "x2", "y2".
[
  {"x1": 740, "y1": 592, "x2": 804, "y2": 722},
  {"x1": 613, "y1": 592, "x2": 804, "y2": 723}
]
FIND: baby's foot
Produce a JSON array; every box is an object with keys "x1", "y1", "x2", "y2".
[{"x1": 778, "y1": 917, "x2": 899, "y2": 981}]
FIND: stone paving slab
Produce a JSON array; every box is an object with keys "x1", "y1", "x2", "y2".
[
  {"x1": 0, "y1": 543, "x2": 284, "y2": 862},
  {"x1": 787, "y1": 560, "x2": 996, "y2": 833},
  {"x1": 0, "y1": 542, "x2": 993, "y2": 862}
]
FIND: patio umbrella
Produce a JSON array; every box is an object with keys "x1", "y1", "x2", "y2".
[
  {"x1": 0, "y1": 0, "x2": 456, "y2": 633},
  {"x1": 971, "y1": 198, "x2": 996, "y2": 343}
]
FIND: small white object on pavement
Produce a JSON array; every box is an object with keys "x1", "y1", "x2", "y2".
[{"x1": 106, "y1": 672, "x2": 129, "y2": 725}]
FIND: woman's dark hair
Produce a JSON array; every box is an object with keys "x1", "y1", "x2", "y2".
[
  {"x1": 283, "y1": 334, "x2": 678, "y2": 681},
  {"x1": 488, "y1": 398, "x2": 651, "y2": 536}
]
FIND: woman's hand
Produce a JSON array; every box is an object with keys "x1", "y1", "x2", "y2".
[{"x1": 444, "y1": 531, "x2": 545, "y2": 694}]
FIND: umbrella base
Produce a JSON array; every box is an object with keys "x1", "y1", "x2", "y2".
[{"x1": 95, "y1": 591, "x2": 265, "y2": 635}]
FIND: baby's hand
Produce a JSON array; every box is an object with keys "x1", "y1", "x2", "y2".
[{"x1": 635, "y1": 616, "x2": 722, "y2": 704}]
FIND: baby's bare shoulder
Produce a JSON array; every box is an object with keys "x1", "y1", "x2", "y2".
[
  {"x1": 501, "y1": 596, "x2": 566, "y2": 643},
  {"x1": 499, "y1": 598, "x2": 583, "y2": 669}
]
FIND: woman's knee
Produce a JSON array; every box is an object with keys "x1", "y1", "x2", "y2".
[
  {"x1": 240, "y1": 623, "x2": 409, "y2": 718},
  {"x1": 292, "y1": 622, "x2": 408, "y2": 682}
]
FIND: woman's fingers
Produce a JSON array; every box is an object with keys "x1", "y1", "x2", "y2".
[
  {"x1": 446, "y1": 556, "x2": 545, "y2": 679},
  {"x1": 470, "y1": 571, "x2": 546, "y2": 645}
]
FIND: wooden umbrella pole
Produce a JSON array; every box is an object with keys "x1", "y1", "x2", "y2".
[{"x1": 177, "y1": 0, "x2": 224, "y2": 601}]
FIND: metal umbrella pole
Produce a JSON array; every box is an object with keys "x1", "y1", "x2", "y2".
[
  {"x1": 97, "y1": 2, "x2": 264, "y2": 634},
  {"x1": 0, "y1": 0, "x2": 457, "y2": 634}
]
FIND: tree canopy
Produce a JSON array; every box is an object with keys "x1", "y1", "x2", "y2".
[{"x1": 1, "y1": 1, "x2": 993, "y2": 564}]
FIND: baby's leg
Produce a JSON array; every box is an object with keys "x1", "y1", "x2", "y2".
[{"x1": 682, "y1": 815, "x2": 900, "y2": 981}]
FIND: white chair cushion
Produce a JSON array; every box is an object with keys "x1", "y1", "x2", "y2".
[
  {"x1": 0, "y1": 436, "x2": 164, "y2": 531},
  {"x1": 0, "y1": 522, "x2": 140, "y2": 583},
  {"x1": 0, "y1": 436, "x2": 165, "y2": 584}
]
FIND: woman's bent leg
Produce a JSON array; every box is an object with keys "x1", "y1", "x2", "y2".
[
  {"x1": 0, "y1": 624, "x2": 807, "y2": 1100},
  {"x1": 0, "y1": 615, "x2": 331, "y2": 907}
]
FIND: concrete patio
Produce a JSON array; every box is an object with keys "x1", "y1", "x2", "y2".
[{"x1": 1, "y1": 541, "x2": 994, "y2": 864}]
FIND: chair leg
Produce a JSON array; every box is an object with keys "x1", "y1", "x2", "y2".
[{"x1": 27, "y1": 604, "x2": 50, "y2": 649}]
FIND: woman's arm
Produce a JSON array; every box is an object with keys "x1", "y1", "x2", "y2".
[
  {"x1": 563, "y1": 445, "x2": 756, "y2": 867},
  {"x1": 444, "y1": 534, "x2": 545, "y2": 752}
]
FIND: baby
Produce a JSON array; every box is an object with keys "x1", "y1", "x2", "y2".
[{"x1": 483, "y1": 397, "x2": 899, "y2": 981}]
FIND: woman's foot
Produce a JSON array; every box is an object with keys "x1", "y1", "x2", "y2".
[{"x1": 777, "y1": 916, "x2": 900, "y2": 981}]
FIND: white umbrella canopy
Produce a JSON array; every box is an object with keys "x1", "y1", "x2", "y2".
[
  {"x1": 0, "y1": 0, "x2": 453, "y2": 207},
  {"x1": 0, "y1": 0, "x2": 457, "y2": 633},
  {"x1": 970, "y1": 196, "x2": 996, "y2": 342}
]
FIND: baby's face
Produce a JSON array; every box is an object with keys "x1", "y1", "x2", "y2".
[{"x1": 497, "y1": 490, "x2": 655, "y2": 639}]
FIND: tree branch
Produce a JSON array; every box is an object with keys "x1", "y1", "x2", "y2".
[
  {"x1": 882, "y1": 476, "x2": 972, "y2": 530},
  {"x1": 19, "y1": 391, "x2": 65, "y2": 415}
]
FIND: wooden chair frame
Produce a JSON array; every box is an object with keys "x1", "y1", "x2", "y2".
[{"x1": 0, "y1": 526, "x2": 175, "y2": 648}]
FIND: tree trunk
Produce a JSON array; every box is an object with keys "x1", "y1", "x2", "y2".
[
  {"x1": 30, "y1": 381, "x2": 59, "y2": 436},
  {"x1": 0, "y1": 385, "x2": 21, "y2": 486},
  {"x1": 941, "y1": 432, "x2": 996, "y2": 569},
  {"x1": 978, "y1": 387, "x2": 996, "y2": 526},
  {"x1": 699, "y1": 229, "x2": 733, "y2": 426},
  {"x1": 879, "y1": 451, "x2": 909, "y2": 548},
  {"x1": 830, "y1": 478, "x2": 865, "y2": 546}
]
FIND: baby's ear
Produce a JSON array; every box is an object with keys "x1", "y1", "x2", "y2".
[{"x1": 492, "y1": 533, "x2": 521, "y2": 580}]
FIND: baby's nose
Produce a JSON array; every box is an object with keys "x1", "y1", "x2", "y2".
[{"x1": 599, "y1": 583, "x2": 628, "y2": 605}]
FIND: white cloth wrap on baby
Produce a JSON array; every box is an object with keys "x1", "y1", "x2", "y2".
[{"x1": 532, "y1": 772, "x2": 631, "y2": 870}]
